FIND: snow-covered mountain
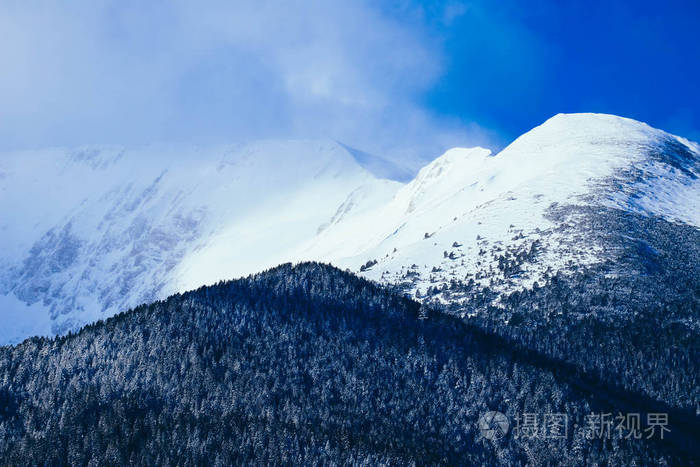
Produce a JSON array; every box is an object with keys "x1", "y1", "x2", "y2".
[
  {"x1": 319, "y1": 113, "x2": 700, "y2": 310},
  {"x1": 0, "y1": 140, "x2": 402, "y2": 343},
  {"x1": 1, "y1": 113, "x2": 698, "y2": 344}
]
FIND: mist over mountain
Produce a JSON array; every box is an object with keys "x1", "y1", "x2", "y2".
[{"x1": 0, "y1": 140, "x2": 400, "y2": 342}]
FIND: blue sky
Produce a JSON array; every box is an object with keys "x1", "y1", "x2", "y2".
[
  {"x1": 406, "y1": 0, "x2": 700, "y2": 144},
  {"x1": 0, "y1": 1, "x2": 698, "y2": 161}
]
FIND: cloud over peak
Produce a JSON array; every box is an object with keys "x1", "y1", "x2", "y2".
[{"x1": 0, "y1": 0, "x2": 485, "y2": 164}]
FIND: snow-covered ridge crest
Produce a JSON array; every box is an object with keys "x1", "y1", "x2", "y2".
[{"x1": 339, "y1": 113, "x2": 699, "y2": 308}]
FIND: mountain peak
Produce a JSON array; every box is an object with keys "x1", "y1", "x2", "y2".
[
  {"x1": 415, "y1": 146, "x2": 492, "y2": 180},
  {"x1": 431, "y1": 146, "x2": 492, "y2": 164},
  {"x1": 335, "y1": 142, "x2": 415, "y2": 182},
  {"x1": 540, "y1": 112, "x2": 663, "y2": 135},
  {"x1": 505, "y1": 113, "x2": 660, "y2": 157}
]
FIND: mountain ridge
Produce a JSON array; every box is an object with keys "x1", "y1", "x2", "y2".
[
  {"x1": 338, "y1": 113, "x2": 699, "y2": 305},
  {"x1": 1, "y1": 113, "x2": 698, "y2": 344}
]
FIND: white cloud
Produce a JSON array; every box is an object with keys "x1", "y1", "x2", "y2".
[{"x1": 0, "y1": 0, "x2": 491, "y2": 164}]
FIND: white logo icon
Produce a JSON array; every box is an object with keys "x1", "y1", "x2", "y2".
[{"x1": 479, "y1": 411, "x2": 510, "y2": 440}]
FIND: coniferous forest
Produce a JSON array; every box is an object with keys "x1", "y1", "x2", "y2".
[
  {"x1": 0, "y1": 263, "x2": 697, "y2": 465},
  {"x1": 2, "y1": 0, "x2": 700, "y2": 464}
]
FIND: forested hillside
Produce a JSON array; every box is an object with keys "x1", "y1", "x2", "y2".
[
  {"x1": 432, "y1": 206, "x2": 700, "y2": 413},
  {"x1": 0, "y1": 263, "x2": 696, "y2": 465}
]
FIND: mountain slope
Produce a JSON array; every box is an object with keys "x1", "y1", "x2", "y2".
[
  {"x1": 0, "y1": 263, "x2": 694, "y2": 465},
  {"x1": 0, "y1": 141, "x2": 402, "y2": 343}
]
